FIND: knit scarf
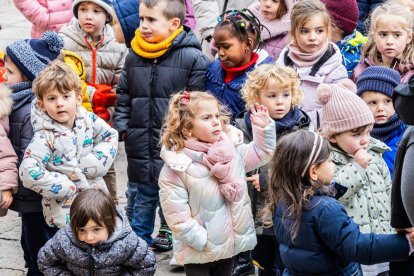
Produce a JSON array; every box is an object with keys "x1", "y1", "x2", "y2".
[
  {"x1": 10, "y1": 82, "x2": 34, "y2": 111},
  {"x1": 371, "y1": 113, "x2": 405, "y2": 142},
  {"x1": 184, "y1": 134, "x2": 243, "y2": 202},
  {"x1": 287, "y1": 40, "x2": 329, "y2": 67},
  {"x1": 222, "y1": 52, "x2": 259, "y2": 83},
  {"x1": 130, "y1": 26, "x2": 184, "y2": 59}
]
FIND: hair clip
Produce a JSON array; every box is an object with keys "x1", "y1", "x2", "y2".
[
  {"x1": 240, "y1": 22, "x2": 246, "y2": 28},
  {"x1": 180, "y1": 91, "x2": 191, "y2": 105},
  {"x1": 217, "y1": 16, "x2": 222, "y2": 23}
]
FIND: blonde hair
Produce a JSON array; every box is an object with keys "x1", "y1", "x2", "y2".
[
  {"x1": 161, "y1": 91, "x2": 230, "y2": 151},
  {"x1": 242, "y1": 64, "x2": 303, "y2": 108},
  {"x1": 33, "y1": 60, "x2": 82, "y2": 100},
  {"x1": 290, "y1": 0, "x2": 332, "y2": 43},
  {"x1": 362, "y1": 3, "x2": 414, "y2": 68}
]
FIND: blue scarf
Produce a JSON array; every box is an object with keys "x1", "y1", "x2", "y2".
[
  {"x1": 10, "y1": 82, "x2": 34, "y2": 111},
  {"x1": 371, "y1": 113, "x2": 405, "y2": 142}
]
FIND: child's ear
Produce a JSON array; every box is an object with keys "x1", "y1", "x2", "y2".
[
  {"x1": 406, "y1": 31, "x2": 413, "y2": 45},
  {"x1": 328, "y1": 135, "x2": 337, "y2": 144},
  {"x1": 246, "y1": 37, "x2": 254, "y2": 49},
  {"x1": 308, "y1": 164, "x2": 318, "y2": 181},
  {"x1": 76, "y1": 93, "x2": 83, "y2": 106},
  {"x1": 170, "y1": 18, "x2": 181, "y2": 30},
  {"x1": 37, "y1": 99, "x2": 46, "y2": 112}
]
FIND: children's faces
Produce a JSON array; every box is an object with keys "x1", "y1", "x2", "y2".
[
  {"x1": 139, "y1": 2, "x2": 180, "y2": 43},
  {"x1": 77, "y1": 219, "x2": 109, "y2": 246},
  {"x1": 3, "y1": 58, "x2": 27, "y2": 85},
  {"x1": 111, "y1": 11, "x2": 125, "y2": 44},
  {"x1": 214, "y1": 28, "x2": 253, "y2": 68},
  {"x1": 190, "y1": 100, "x2": 222, "y2": 143},
  {"x1": 38, "y1": 89, "x2": 82, "y2": 129},
  {"x1": 329, "y1": 125, "x2": 372, "y2": 156},
  {"x1": 361, "y1": 92, "x2": 395, "y2": 124},
  {"x1": 373, "y1": 16, "x2": 413, "y2": 66},
  {"x1": 295, "y1": 14, "x2": 328, "y2": 54},
  {"x1": 78, "y1": 2, "x2": 108, "y2": 41},
  {"x1": 258, "y1": 78, "x2": 291, "y2": 120},
  {"x1": 260, "y1": 0, "x2": 281, "y2": 21}
]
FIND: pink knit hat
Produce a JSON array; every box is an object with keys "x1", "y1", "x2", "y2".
[
  {"x1": 318, "y1": 80, "x2": 374, "y2": 137},
  {"x1": 321, "y1": 0, "x2": 359, "y2": 35}
]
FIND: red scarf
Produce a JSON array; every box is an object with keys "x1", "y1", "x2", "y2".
[{"x1": 222, "y1": 52, "x2": 259, "y2": 83}]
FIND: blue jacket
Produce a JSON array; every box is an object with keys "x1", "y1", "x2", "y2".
[
  {"x1": 383, "y1": 124, "x2": 407, "y2": 178},
  {"x1": 206, "y1": 49, "x2": 273, "y2": 119},
  {"x1": 112, "y1": 0, "x2": 139, "y2": 48},
  {"x1": 337, "y1": 31, "x2": 367, "y2": 77},
  {"x1": 274, "y1": 193, "x2": 409, "y2": 275}
]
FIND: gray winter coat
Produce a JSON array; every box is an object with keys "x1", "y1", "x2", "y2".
[{"x1": 37, "y1": 209, "x2": 156, "y2": 275}]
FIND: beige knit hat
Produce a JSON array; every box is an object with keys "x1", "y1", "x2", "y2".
[{"x1": 318, "y1": 79, "x2": 374, "y2": 137}]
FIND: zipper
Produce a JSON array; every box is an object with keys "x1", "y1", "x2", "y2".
[
  {"x1": 88, "y1": 248, "x2": 95, "y2": 275},
  {"x1": 148, "y1": 59, "x2": 157, "y2": 182}
]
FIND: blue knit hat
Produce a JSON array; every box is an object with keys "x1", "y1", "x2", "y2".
[
  {"x1": 356, "y1": 66, "x2": 401, "y2": 98},
  {"x1": 73, "y1": 0, "x2": 113, "y2": 23},
  {"x1": 6, "y1": 32, "x2": 64, "y2": 81}
]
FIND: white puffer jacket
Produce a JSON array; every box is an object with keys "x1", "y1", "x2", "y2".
[{"x1": 159, "y1": 123, "x2": 276, "y2": 265}]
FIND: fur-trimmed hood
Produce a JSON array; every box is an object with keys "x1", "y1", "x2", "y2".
[{"x1": 0, "y1": 85, "x2": 14, "y2": 118}]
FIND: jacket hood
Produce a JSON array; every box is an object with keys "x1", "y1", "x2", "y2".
[
  {"x1": 112, "y1": 0, "x2": 139, "y2": 48},
  {"x1": 0, "y1": 85, "x2": 14, "y2": 118},
  {"x1": 168, "y1": 26, "x2": 202, "y2": 52}
]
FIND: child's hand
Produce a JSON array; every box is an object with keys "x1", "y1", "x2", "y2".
[
  {"x1": 354, "y1": 148, "x2": 371, "y2": 169},
  {"x1": 0, "y1": 190, "x2": 13, "y2": 209},
  {"x1": 250, "y1": 104, "x2": 270, "y2": 128},
  {"x1": 407, "y1": 232, "x2": 414, "y2": 249},
  {"x1": 247, "y1": 174, "x2": 260, "y2": 192}
]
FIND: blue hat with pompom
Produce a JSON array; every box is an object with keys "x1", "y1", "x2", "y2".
[{"x1": 6, "y1": 31, "x2": 64, "y2": 81}]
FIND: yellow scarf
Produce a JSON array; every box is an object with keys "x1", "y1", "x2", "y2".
[{"x1": 131, "y1": 27, "x2": 184, "y2": 59}]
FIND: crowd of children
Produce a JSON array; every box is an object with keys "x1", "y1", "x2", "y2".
[{"x1": 2, "y1": 0, "x2": 414, "y2": 275}]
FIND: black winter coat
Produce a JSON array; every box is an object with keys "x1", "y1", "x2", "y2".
[{"x1": 114, "y1": 27, "x2": 210, "y2": 185}]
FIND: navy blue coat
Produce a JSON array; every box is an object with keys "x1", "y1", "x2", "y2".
[
  {"x1": 383, "y1": 124, "x2": 407, "y2": 178},
  {"x1": 8, "y1": 82, "x2": 43, "y2": 213},
  {"x1": 274, "y1": 194, "x2": 409, "y2": 275},
  {"x1": 114, "y1": 27, "x2": 210, "y2": 185},
  {"x1": 112, "y1": 0, "x2": 139, "y2": 48},
  {"x1": 206, "y1": 50, "x2": 273, "y2": 119}
]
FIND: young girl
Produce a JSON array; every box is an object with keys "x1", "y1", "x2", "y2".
[
  {"x1": 206, "y1": 9, "x2": 273, "y2": 119},
  {"x1": 37, "y1": 188, "x2": 156, "y2": 275},
  {"x1": 0, "y1": 85, "x2": 18, "y2": 217},
  {"x1": 236, "y1": 64, "x2": 312, "y2": 275},
  {"x1": 353, "y1": 3, "x2": 414, "y2": 83},
  {"x1": 276, "y1": 0, "x2": 348, "y2": 127},
  {"x1": 269, "y1": 130, "x2": 414, "y2": 276},
  {"x1": 158, "y1": 91, "x2": 276, "y2": 275},
  {"x1": 248, "y1": 0, "x2": 293, "y2": 60}
]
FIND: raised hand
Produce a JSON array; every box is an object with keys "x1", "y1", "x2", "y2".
[
  {"x1": 250, "y1": 104, "x2": 270, "y2": 129},
  {"x1": 354, "y1": 148, "x2": 372, "y2": 169}
]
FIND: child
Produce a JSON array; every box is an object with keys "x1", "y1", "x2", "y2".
[
  {"x1": 0, "y1": 85, "x2": 18, "y2": 217},
  {"x1": 38, "y1": 188, "x2": 156, "y2": 275},
  {"x1": 19, "y1": 60, "x2": 118, "y2": 229},
  {"x1": 318, "y1": 81, "x2": 394, "y2": 275},
  {"x1": 248, "y1": 0, "x2": 293, "y2": 60},
  {"x1": 113, "y1": 0, "x2": 210, "y2": 251},
  {"x1": 4, "y1": 31, "x2": 64, "y2": 275},
  {"x1": 59, "y1": 0, "x2": 127, "y2": 204},
  {"x1": 13, "y1": 0, "x2": 73, "y2": 38},
  {"x1": 357, "y1": 66, "x2": 406, "y2": 178},
  {"x1": 158, "y1": 91, "x2": 276, "y2": 275},
  {"x1": 276, "y1": 0, "x2": 348, "y2": 127},
  {"x1": 353, "y1": 2, "x2": 414, "y2": 83},
  {"x1": 321, "y1": 0, "x2": 368, "y2": 77},
  {"x1": 112, "y1": 0, "x2": 140, "y2": 48},
  {"x1": 236, "y1": 64, "x2": 312, "y2": 275},
  {"x1": 270, "y1": 129, "x2": 414, "y2": 275},
  {"x1": 206, "y1": 9, "x2": 273, "y2": 120}
]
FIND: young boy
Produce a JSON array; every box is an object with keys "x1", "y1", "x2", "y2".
[
  {"x1": 59, "y1": 0, "x2": 127, "y2": 203},
  {"x1": 357, "y1": 66, "x2": 406, "y2": 178},
  {"x1": 114, "y1": 0, "x2": 210, "y2": 251},
  {"x1": 20, "y1": 60, "x2": 118, "y2": 230},
  {"x1": 3, "y1": 31, "x2": 64, "y2": 275},
  {"x1": 319, "y1": 81, "x2": 393, "y2": 276}
]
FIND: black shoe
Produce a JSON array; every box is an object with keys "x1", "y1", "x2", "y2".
[{"x1": 232, "y1": 260, "x2": 255, "y2": 276}]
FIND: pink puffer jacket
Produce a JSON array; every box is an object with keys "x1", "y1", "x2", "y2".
[{"x1": 13, "y1": 0, "x2": 73, "y2": 38}]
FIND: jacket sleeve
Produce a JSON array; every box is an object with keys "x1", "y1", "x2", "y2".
[
  {"x1": 401, "y1": 145, "x2": 414, "y2": 226},
  {"x1": 236, "y1": 121, "x2": 276, "y2": 173},
  {"x1": 159, "y1": 165, "x2": 208, "y2": 251},
  {"x1": 0, "y1": 135, "x2": 18, "y2": 192},
  {"x1": 334, "y1": 162, "x2": 367, "y2": 206},
  {"x1": 191, "y1": 0, "x2": 220, "y2": 39},
  {"x1": 329, "y1": 64, "x2": 349, "y2": 84},
  {"x1": 19, "y1": 113, "x2": 34, "y2": 161},
  {"x1": 13, "y1": 0, "x2": 51, "y2": 29},
  {"x1": 317, "y1": 200, "x2": 409, "y2": 264},
  {"x1": 187, "y1": 52, "x2": 210, "y2": 91},
  {"x1": 78, "y1": 114, "x2": 118, "y2": 179},
  {"x1": 37, "y1": 231, "x2": 72, "y2": 276},
  {"x1": 124, "y1": 235, "x2": 156, "y2": 276},
  {"x1": 114, "y1": 68, "x2": 131, "y2": 137},
  {"x1": 111, "y1": 47, "x2": 128, "y2": 89},
  {"x1": 19, "y1": 131, "x2": 83, "y2": 199}
]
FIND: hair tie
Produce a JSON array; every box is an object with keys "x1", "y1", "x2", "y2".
[
  {"x1": 180, "y1": 91, "x2": 191, "y2": 105},
  {"x1": 301, "y1": 132, "x2": 324, "y2": 177}
]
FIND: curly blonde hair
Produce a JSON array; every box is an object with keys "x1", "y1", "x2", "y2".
[
  {"x1": 161, "y1": 91, "x2": 231, "y2": 151},
  {"x1": 362, "y1": 3, "x2": 414, "y2": 68},
  {"x1": 241, "y1": 64, "x2": 303, "y2": 108}
]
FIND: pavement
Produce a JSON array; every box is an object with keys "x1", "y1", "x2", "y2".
[{"x1": 0, "y1": 1, "x2": 184, "y2": 275}]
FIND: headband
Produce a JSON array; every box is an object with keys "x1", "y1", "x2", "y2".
[{"x1": 301, "y1": 132, "x2": 324, "y2": 177}]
